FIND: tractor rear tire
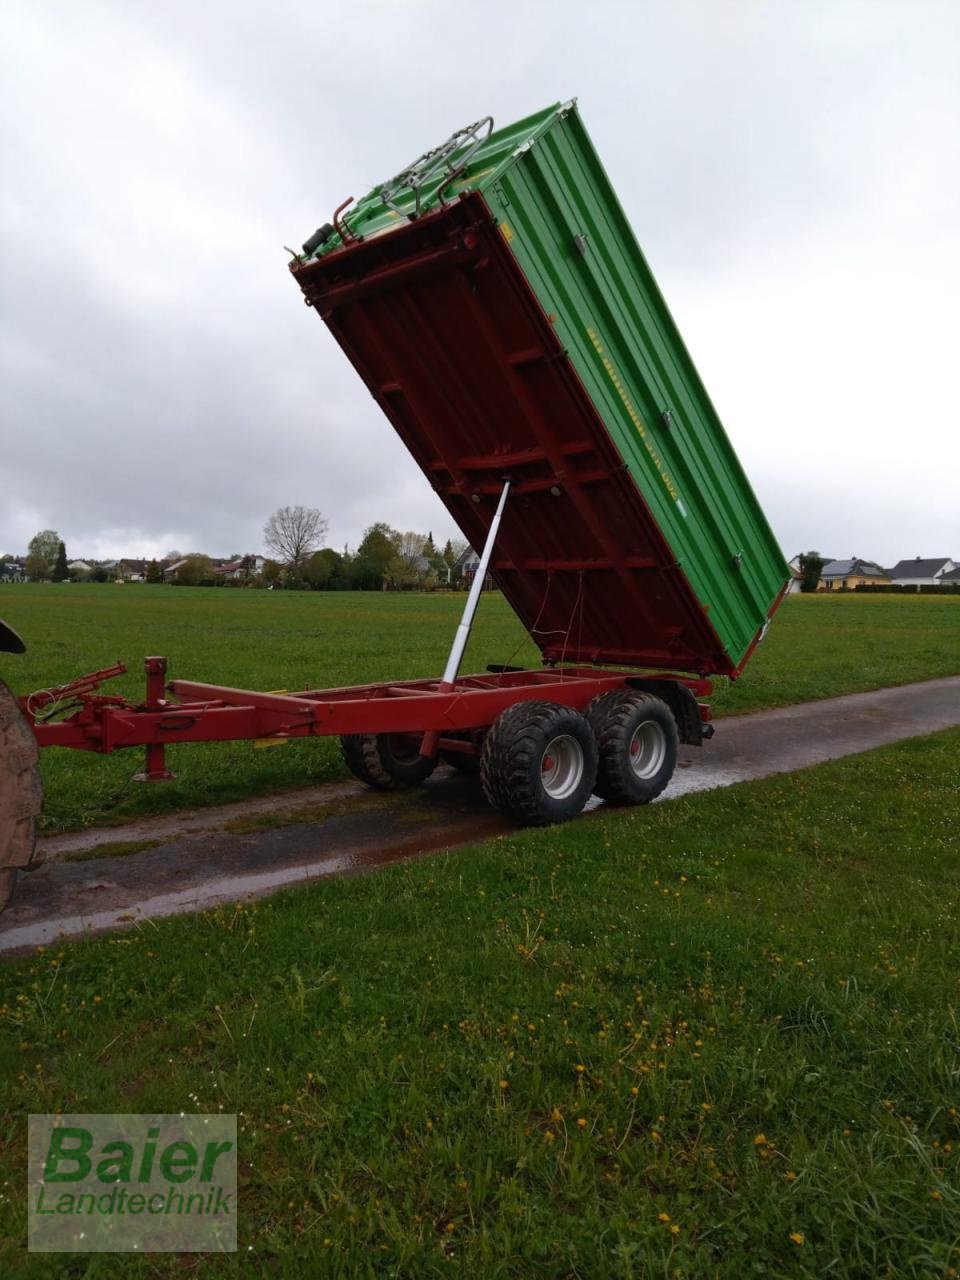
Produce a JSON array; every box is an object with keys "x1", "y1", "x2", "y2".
[
  {"x1": 586, "y1": 691, "x2": 678, "y2": 805},
  {"x1": 480, "y1": 701, "x2": 597, "y2": 826},
  {"x1": 0, "y1": 678, "x2": 43, "y2": 913},
  {"x1": 340, "y1": 734, "x2": 438, "y2": 790}
]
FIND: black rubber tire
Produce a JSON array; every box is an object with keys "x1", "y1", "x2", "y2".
[
  {"x1": 480, "y1": 700, "x2": 598, "y2": 826},
  {"x1": 340, "y1": 733, "x2": 437, "y2": 790},
  {"x1": 586, "y1": 691, "x2": 678, "y2": 805},
  {"x1": 0, "y1": 677, "x2": 44, "y2": 913}
]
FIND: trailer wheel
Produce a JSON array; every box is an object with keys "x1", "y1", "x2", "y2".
[
  {"x1": 340, "y1": 733, "x2": 437, "y2": 790},
  {"x1": 480, "y1": 701, "x2": 598, "y2": 826},
  {"x1": 586, "y1": 691, "x2": 678, "y2": 805},
  {"x1": 0, "y1": 678, "x2": 43, "y2": 913}
]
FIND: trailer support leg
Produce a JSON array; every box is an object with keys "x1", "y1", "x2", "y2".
[
  {"x1": 134, "y1": 657, "x2": 175, "y2": 781},
  {"x1": 136, "y1": 742, "x2": 174, "y2": 782},
  {"x1": 421, "y1": 479, "x2": 511, "y2": 759}
]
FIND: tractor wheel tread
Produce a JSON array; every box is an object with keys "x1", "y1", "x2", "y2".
[
  {"x1": 340, "y1": 733, "x2": 437, "y2": 790},
  {"x1": 480, "y1": 700, "x2": 597, "y2": 826}
]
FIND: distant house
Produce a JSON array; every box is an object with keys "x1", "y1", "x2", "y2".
[
  {"x1": 212, "y1": 559, "x2": 244, "y2": 580},
  {"x1": 213, "y1": 555, "x2": 267, "y2": 581},
  {"x1": 111, "y1": 559, "x2": 148, "y2": 582},
  {"x1": 453, "y1": 545, "x2": 494, "y2": 590},
  {"x1": 817, "y1": 558, "x2": 888, "y2": 591},
  {"x1": 939, "y1": 566, "x2": 960, "y2": 586},
  {"x1": 888, "y1": 557, "x2": 957, "y2": 588},
  {"x1": 163, "y1": 558, "x2": 189, "y2": 581},
  {"x1": 787, "y1": 553, "x2": 835, "y2": 594},
  {"x1": 68, "y1": 560, "x2": 93, "y2": 578},
  {"x1": 0, "y1": 560, "x2": 26, "y2": 583}
]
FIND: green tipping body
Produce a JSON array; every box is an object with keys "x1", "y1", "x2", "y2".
[{"x1": 310, "y1": 102, "x2": 789, "y2": 669}]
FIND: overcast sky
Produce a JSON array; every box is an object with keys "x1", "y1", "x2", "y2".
[{"x1": 2, "y1": 0, "x2": 958, "y2": 565}]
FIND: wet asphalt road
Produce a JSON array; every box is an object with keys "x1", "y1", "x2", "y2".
[{"x1": 2, "y1": 675, "x2": 958, "y2": 955}]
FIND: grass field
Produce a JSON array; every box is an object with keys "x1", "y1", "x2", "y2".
[
  {"x1": 2, "y1": 729, "x2": 958, "y2": 1277},
  {"x1": 0, "y1": 585, "x2": 958, "y2": 832}
]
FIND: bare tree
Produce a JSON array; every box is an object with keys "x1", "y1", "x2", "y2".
[
  {"x1": 388, "y1": 531, "x2": 430, "y2": 589},
  {"x1": 396, "y1": 531, "x2": 427, "y2": 565},
  {"x1": 263, "y1": 506, "x2": 329, "y2": 570}
]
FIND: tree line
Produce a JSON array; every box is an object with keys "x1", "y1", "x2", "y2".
[
  {"x1": 6, "y1": 508, "x2": 471, "y2": 591},
  {"x1": 260, "y1": 507, "x2": 468, "y2": 591}
]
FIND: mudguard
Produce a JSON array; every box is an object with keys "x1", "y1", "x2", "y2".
[{"x1": 0, "y1": 620, "x2": 26, "y2": 654}]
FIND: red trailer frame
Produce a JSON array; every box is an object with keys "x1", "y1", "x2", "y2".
[
  {"x1": 18, "y1": 472, "x2": 713, "y2": 797},
  {"x1": 22, "y1": 656, "x2": 712, "y2": 782}
]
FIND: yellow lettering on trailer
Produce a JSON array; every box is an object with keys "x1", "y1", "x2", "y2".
[
  {"x1": 499, "y1": 220, "x2": 515, "y2": 244},
  {"x1": 586, "y1": 326, "x2": 679, "y2": 502}
]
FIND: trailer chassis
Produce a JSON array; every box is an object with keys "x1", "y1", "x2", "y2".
[
  {"x1": 15, "y1": 483, "x2": 712, "y2": 826},
  {"x1": 23, "y1": 658, "x2": 712, "y2": 783}
]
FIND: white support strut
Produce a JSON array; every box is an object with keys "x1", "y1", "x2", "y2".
[{"x1": 441, "y1": 480, "x2": 511, "y2": 688}]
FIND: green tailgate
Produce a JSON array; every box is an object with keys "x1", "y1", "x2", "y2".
[{"x1": 310, "y1": 102, "x2": 789, "y2": 668}]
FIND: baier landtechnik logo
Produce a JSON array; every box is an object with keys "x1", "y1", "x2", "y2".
[{"x1": 27, "y1": 1114, "x2": 237, "y2": 1253}]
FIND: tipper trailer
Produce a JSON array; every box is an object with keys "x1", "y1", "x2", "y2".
[{"x1": 0, "y1": 101, "x2": 789, "y2": 913}]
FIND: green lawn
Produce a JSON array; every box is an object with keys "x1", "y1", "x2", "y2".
[
  {"x1": 0, "y1": 585, "x2": 957, "y2": 832},
  {"x1": 2, "y1": 729, "x2": 958, "y2": 1277}
]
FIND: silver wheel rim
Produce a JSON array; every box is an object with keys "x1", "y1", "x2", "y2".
[
  {"x1": 540, "y1": 734, "x2": 584, "y2": 800},
  {"x1": 628, "y1": 720, "x2": 667, "y2": 779}
]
